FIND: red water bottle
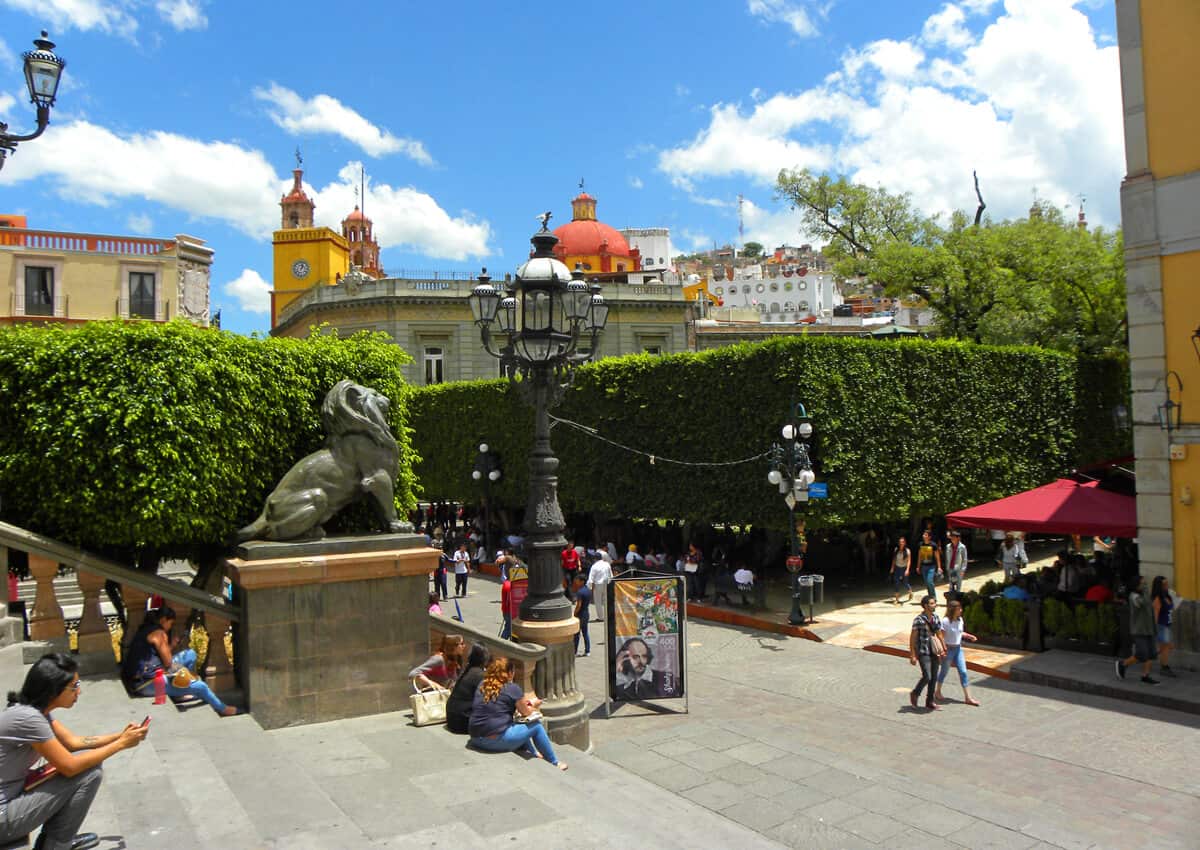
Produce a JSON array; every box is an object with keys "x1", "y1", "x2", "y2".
[{"x1": 153, "y1": 669, "x2": 166, "y2": 705}]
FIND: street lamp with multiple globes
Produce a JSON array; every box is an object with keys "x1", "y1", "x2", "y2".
[
  {"x1": 0, "y1": 32, "x2": 67, "y2": 171},
  {"x1": 766, "y1": 403, "x2": 816, "y2": 625},
  {"x1": 467, "y1": 215, "x2": 608, "y2": 746},
  {"x1": 471, "y1": 441, "x2": 502, "y2": 561}
]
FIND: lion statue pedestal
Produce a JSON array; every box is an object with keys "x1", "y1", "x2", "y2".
[{"x1": 225, "y1": 381, "x2": 438, "y2": 729}]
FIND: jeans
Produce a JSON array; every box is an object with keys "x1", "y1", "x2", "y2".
[
  {"x1": 0, "y1": 766, "x2": 102, "y2": 850},
  {"x1": 434, "y1": 571, "x2": 448, "y2": 600},
  {"x1": 912, "y1": 654, "x2": 937, "y2": 705},
  {"x1": 947, "y1": 570, "x2": 963, "y2": 594},
  {"x1": 454, "y1": 571, "x2": 468, "y2": 596},
  {"x1": 137, "y1": 649, "x2": 228, "y2": 714},
  {"x1": 921, "y1": 565, "x2": 937, "y2": 601},
  {"x1": 938, "y1": 645, "x2": 970, "y2": 688},
  {"x1": 470, "y1": 720, "x2": 559, "y2": 765},
  {"x1": 501, "y1": 611, "x2": 512, "y2": 640},
  {"x1": 574, "y1": 615, "x2": 590, "y2": 655}
]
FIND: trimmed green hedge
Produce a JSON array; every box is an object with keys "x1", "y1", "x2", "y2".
[
  {"x1": 0, "y1": 321, "x2": 417, "y2": 558},
  {"x1": 409, "y1": 335, "x2": 1129, "y2": 529}
]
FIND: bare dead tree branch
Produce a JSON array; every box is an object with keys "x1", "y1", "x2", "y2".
[{"x1": 973, "y1": 170, "x2": 986, "y2": 227}]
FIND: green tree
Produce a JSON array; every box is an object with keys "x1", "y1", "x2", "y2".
[
  {"x1": 774, "y1": 169, "x2": 1126, "y2": 355},
  {"x1": 741, "y1": 241, "x2": 764, "y2": 258}
]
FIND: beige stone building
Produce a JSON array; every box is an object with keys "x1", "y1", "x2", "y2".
[
  {"x1": 272, "y1": 272, "x2": 691, "y2": 385},
  {"x1": 0, "y1": 216, "x2": 213, "y2": 326},
  {"x1": 269, "y1": 186, "x2": 691, "y2": 385}
]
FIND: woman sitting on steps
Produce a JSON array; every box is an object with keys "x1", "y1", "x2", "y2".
[{"x1": 121, "y1": 607, "x2": 239, "y2": 717}]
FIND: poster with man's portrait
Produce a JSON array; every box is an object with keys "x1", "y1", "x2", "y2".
[{"x1": 607, "y1": 576, "x2": 685, "y2": 702}]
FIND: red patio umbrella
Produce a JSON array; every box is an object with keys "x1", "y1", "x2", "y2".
[{"x1": 946, "y1": 479, "x2": 1137, "y2": 538}]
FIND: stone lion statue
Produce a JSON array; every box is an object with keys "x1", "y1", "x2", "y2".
[{"x1": 236, "y1": 380, "x2": 410, "y2": 542}]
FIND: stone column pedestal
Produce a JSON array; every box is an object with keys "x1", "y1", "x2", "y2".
[
  {"x1": 27, "y1": 554, "x2": 64, "y2": 641},
  {"x1": 513, "y1": 616, "x2": 589, "y2": 751},
  {"x1": 226, "y1": 535, "x2": 438, "y2": 730}
]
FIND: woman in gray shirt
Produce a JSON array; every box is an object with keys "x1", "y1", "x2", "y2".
[{"x1": 0, "y1": 653, "x2": 146, "y2": 850}]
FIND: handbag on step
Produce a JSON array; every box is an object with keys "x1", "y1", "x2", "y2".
[{"x1": 410, "y1": 684, "x2": 448, "y2": 726}]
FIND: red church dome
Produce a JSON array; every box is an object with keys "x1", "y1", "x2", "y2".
[
  {"x1": 552, "y1": 191, "x2": 633, "y2": 260},
  {"x1": 552, "y1": 219, "x2": 631, "y2": 257}
]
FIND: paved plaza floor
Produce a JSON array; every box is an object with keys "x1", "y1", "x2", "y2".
[{"x1": 5, "y1": 568, "x2": 1198, "y2": 849}]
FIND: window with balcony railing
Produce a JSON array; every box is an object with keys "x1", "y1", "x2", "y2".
[
  {"x1": 24, "y1": 266, "x2": 54, "y2": 316},
  {"x1": 129, "y1": 271, "x2": 156, "y2": 319}
]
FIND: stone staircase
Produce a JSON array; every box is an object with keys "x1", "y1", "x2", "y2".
[
  {"x1": 0, "y1": 643, "x2": 776, "y2": 850},
  {"x1": 13, "y1": 560, "x2": 197, "y2": 621}
]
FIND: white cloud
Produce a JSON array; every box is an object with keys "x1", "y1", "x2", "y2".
[
  {"x1": 0, "y1": 120, "x2": 280, "y2": 236},
  {"x1": 675, "y1": 83, "x2": 690, "y2": 97},
  {"x1": 126, "y1": 212, "x2": 152, "y2": 234},
  {"x1": 0, "y1": 121, "x2": 493, "y2": 260},
  {"x1": 678, "y1": 229, "x2": 712, "y2": 252},
  {"x1": 1, "y1": 0, "x2": 137, "y2": 38},
  {"x1": 0, "y1": 92, "x2": 15, "y2": 117},
  {"x1": 156, "y1": 0, "x2": 206, "y2": 31},
  {"x1": 922, "y1": 4, "x2": 972, "y2": 50},
  {"x1": 309, "y1": 163, "x2": 490, "y2": 261},
  {"x1": 0, "y1": 38, "x2": 16, "y2": 71},
  {"x1": 223, "y1": 268, "x2": 271, "y2": 315},
  {"x1": 659, "y1": 0, "x2": 1123, "y2": 227},
  {"x1": 629, "y1": 176, "x2": 644, "y2": 189},
  {"x1": 253, "y1": 83, "x2": 433, "y2": 164},
  {"x1": 747, "y1": 0, "x2": 820, "y2": 38}
]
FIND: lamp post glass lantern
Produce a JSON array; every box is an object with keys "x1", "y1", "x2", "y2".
[
  {"x1": 766, "y1": 402, "x2": 816, "y2": 625},
  {"x1": 1, "y1": 32, "x2": 66, "y2": 171}
]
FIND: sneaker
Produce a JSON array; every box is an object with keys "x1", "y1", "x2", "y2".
[
  {"x1": 1161, "y1": 666, "x2": 1178, "y2": 678},
  {"x1": 1115, "y1": 660, "x2": 1126, "y2": 680},
  {"x1": 1142, "y1": 676, "x2": 1160, "y2": 686}
]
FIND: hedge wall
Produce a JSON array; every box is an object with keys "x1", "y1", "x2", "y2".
[
  {"x1": 408, "y1": 336, "x2": 1129, "y2": 529},
  {"x1": 0, "y1": 321, "x2": 417, "y2": 558}
]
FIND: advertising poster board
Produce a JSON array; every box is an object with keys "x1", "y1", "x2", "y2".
[{"x1": 606, "y1": 575, "x2": 686, "y2": 703}]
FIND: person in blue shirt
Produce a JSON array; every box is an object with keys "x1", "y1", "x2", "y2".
[
  {"x1": 1002, "y1": 578, "x2": 1030, "y2": 601},
  {"x1": 572, "y1": 574, "x2": 592, "y2": 657}
]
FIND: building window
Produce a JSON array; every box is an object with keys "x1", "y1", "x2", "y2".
[
  {"x1": 644, "y1": 346, "x2": 662, "y2": 356},
  {"x1": 617, "y1": 263, "x2": 626, "y2": 272},
  {"x1": 129, "y1": 272, "x2": 156, "y2": 319},
  {"x1": 423, "y1": 347, "x2": 444, "y2": 385},
  {"x1": 24, "y1": 266, "x2": 54, "y2": 317}
]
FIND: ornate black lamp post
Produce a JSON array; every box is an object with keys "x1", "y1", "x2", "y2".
[
  {"x1": 471, "y1": 441, "x2": 502, "y2": 561},
  {"x1": 467, "y1": 216, "x2": 608, "y2": 746},
  {"x1": 766, "y1": 403, "x2": 815, "y2": 625},
  {"x1": 0, "y1": 32, "x2": 66, "y2": 171}
]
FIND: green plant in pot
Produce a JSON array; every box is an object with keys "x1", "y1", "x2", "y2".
[
  {"x1": 1076, "y1": 606, "x2": 1099, "y2": 643},
  {"x1": 979, "y1": 579, "x2": 1003, "y2": 597},
  {"x1": 993, "y1": 598, "x2": 1027, "y2": 638},
  {"x1": 1042, "y1": 598, "x2": 1071, "y2": 635},
  {"x1": 1096, "y1": 604, "x2": 1118, "y2": 644}
]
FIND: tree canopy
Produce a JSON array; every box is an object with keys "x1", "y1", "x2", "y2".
[{"x1": 774, "y1": 169, "x2": 1126, "y2": 355}]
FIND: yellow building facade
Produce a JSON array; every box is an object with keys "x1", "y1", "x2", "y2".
[
  {"x1": 0, "y1": 219, "x2": 212, "y2": 326},
  {"x1": 1117, "y1": 0, "x2": 1200, "y2": 599}
]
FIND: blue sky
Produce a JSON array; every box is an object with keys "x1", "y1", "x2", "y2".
[{"x1": 0, "y1": 0, "x2": 1120, "y2": 336}]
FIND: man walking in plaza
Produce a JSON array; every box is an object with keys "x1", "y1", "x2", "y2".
[
  {"x1": 944, "y1": 529, "x2": 968, "y2": 596},
  {"x1": 996, "y1": 533, "x2": 1027, "y2": 582},
  {"x1": 1117, "y1": 575, "x2": 1159, "y2": 686},
  {"x1": 587, "y1": 550, "x2": 612, "y2": 623},
  {"x1": 561, "y1": 540, "x2": 581, "y2": 587},
  {"x1": 572, "y1": 574, "x2": 591, "y2": 657}
]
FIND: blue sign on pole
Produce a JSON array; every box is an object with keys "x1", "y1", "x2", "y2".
[{"x1": 807, "y1": 482, "x2": 828, "y2": 499}]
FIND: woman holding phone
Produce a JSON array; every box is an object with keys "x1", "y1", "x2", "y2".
[{"x1": 0, "y1": 653, "x2": 147, "y2": 850}]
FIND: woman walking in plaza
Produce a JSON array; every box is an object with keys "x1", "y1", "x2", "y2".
[
  {"x1": 1151, "y1": 576, "x2": 1176, "y2": 677},
  {"x1": 908, "y1": 595, "x2": 945, "y2": 711},
  {"x1": 0, "y1": 653, "x2": 148, "y2": 850},
  {"x1": 468, "y1": 658, "x2": 566, "y2": 770},
  {"x1": 917, "y1": 530, "x2": 942, "y2": 603},
  {"x1": 935, "y1": 599, "x2": 981, "y2": 706},
  {"x1": 890, "y1": 536, "x2": 912, "y2": 604}
]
